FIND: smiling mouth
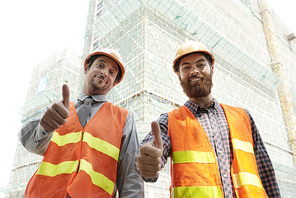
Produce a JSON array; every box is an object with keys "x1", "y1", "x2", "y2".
[{"x1": 190, "y1": 78, "x2": 202, "y2": 83}]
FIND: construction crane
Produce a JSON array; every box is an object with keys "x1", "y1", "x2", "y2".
[{"x1": 258, "y1": 0, "x2": 296, "y2": 164}]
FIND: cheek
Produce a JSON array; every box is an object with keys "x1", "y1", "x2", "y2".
[
  {"x1": 108, "y1": 74, "x2": 116, "y2": 83},
  {"x1": 202, "y1": 70, "x2": 212, "y2": 77},
  {"x1": 178, "y1": 73, "x2": 187, "y2": 83},
  {"x1": 84, "y1": 72, "x2": 91, "y2": 82},
  {"x1": 180, "y1": 72, "x2": 189, "y2": 81}
]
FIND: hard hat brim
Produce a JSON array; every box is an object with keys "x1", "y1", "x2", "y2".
[
  {"x1": 173, "y1": 51, "x2": 215, "y2": 72},
  {"x1": 173, "y1": 40, "x2": 215, "y2": 73}
]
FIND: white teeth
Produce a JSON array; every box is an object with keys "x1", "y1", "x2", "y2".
[{"x1": 191, "y1": 78, "x2": 200, "y2": 82}]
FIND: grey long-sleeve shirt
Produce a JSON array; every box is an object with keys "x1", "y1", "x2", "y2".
[{"x1": 19, "y1": 93, "x2": 144, "y2": 198}]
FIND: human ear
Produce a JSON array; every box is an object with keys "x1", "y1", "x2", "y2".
[
  {"x1": 176, "y1": 72, "x2": 182, "y2": 81},
  {"x1": 84, "y1": 64, "x2": 91, "y2": 74}
]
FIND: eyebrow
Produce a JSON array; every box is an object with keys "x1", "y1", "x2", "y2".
[
  {"x1": 181, "y1": 59, "x2": 207, "y2": 66},
  {"x1": 98, "y1": 59, "x2": 107, "y2": 64},
  {"x1": 112, "y1": 65, "x2": 118, "y2": 72}
]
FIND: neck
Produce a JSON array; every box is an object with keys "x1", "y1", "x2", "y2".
[
  {"x1": 189, "y1": 94, "x2": 213, "y2": 108},
  {"x1": 82, "y1": 86, "x2": 94, "y2": 96}
]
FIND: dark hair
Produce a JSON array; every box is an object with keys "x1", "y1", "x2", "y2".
[
  {"x1": 174, "y1": 52, "x2": 213, "y2": 72},
  {"x1": 86, "y1": 55, "x2": 122, "y2": 83}
]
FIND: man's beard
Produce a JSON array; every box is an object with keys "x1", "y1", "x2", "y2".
[{"x1": 179, "y1": 73, "x2": 213, "y2": 98}]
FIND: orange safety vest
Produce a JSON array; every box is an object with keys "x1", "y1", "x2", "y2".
[
  {"x1": 168, "y1": 104, "x2": 268, "y2": 198},
  {"x1": 25, "y1": 102, "x2": 128, "y2": 198}
]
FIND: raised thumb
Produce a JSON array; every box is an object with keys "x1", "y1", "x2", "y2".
[
  {"x1": 151, "y1": 121, "x2": 163, "y2": 150},
  {"x1": 62, "y1": 84, "x2": 70, "y2": 110}
]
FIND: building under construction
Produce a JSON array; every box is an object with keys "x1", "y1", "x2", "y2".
[{"x1": 2, "y1": 0, "x2": 296, "y2": 197}]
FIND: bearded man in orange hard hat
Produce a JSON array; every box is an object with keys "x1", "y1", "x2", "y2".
[
  {"x1": 135, "y1": 40, "x2": 281, "y2": 198},
  {"x1": 19, "y1": 49, "x2": 144, "y2": 198}
]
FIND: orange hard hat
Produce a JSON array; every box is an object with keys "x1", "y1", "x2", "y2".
[
  {"x1": 84, "y1": 48, "x2": 125, "y2": 85},
  {"x1": 173, "y1": 39, "x2": 215, "y2": 72}
]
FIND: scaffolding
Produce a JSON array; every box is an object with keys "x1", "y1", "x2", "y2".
[
  {"x1": 18, "y1": 48, "x2": 81, "y2": 120},
  {"x1": 3, "y1": 0, "x2": 296, "y2": 197},
  {"x1": 81, "y1": 0, "x2": 296, "y2": 196},
  {"x1": 258, "y1": 0, "x2": 296, "y2": 171}
]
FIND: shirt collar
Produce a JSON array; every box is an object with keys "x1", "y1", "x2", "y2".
[
  {"x1": 184, "y1": 98, "x2": 219, "y2": 113},
  {"x1": 77, "y1": 92, "x2": 107, "y2": 103}
]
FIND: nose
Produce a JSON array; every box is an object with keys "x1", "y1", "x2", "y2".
[
  {"x1": 190, "y1": 69, "x2": 199, "y2": 76},
  {"x1": 100, "y1": 70, "x2": 107, "y2": 77}
]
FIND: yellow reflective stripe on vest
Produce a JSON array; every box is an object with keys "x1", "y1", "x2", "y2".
[
  {"x1": 232, "y1": 139, "x2": 254, "y2": 154},
  {"x1": 233, "y1": 172, "x2": 264, "y2": 190},
  {"x1": 51, "y1": 131, "x2": 82, "y2": 146},
  {"x1": 172, "y1": 151, "x2": 216, "y2": 164},
  {"x1": 171, "y1": 186, "x2": 223, "y2": 198},
  {"x1": 79, "y1": 159, "x2": 114, "y2": 195},
  {"x1": 82, "y1": 132, "x2": 120, "y2": 160},
  {"x1": 36, "y1": 160, "x2": 79, "y2": 177}
]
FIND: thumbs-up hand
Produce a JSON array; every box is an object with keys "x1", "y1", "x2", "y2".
[
  {"x1": 137, "y1": 121, "x2": 164, "y2": 179},
  {"x1": 40, "y1": 84, "x2": 70, "y2": 132}
]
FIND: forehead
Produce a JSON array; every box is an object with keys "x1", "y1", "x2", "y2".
[
  {"x1": 180, "y1": 53, "x2": 207, "y2": 64},
  {"x1": 93, "y1": 55, "x2": 119, "y2": 70}
]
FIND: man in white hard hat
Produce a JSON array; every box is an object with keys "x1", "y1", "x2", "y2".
[
  {"x1": 19, "y1": 49, "x2": 144, "y2": 198},
  {"x1": 135, "y1": 40, "x2": 281, "y2": 198}
]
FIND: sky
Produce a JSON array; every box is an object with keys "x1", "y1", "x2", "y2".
[{"x1": 0, "y1": 0, "x2": 295, "y2": 197}]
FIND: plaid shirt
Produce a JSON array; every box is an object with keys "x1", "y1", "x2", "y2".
[{"x1": 135, "y1": 99, "x2": 281, "y2": 198}]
